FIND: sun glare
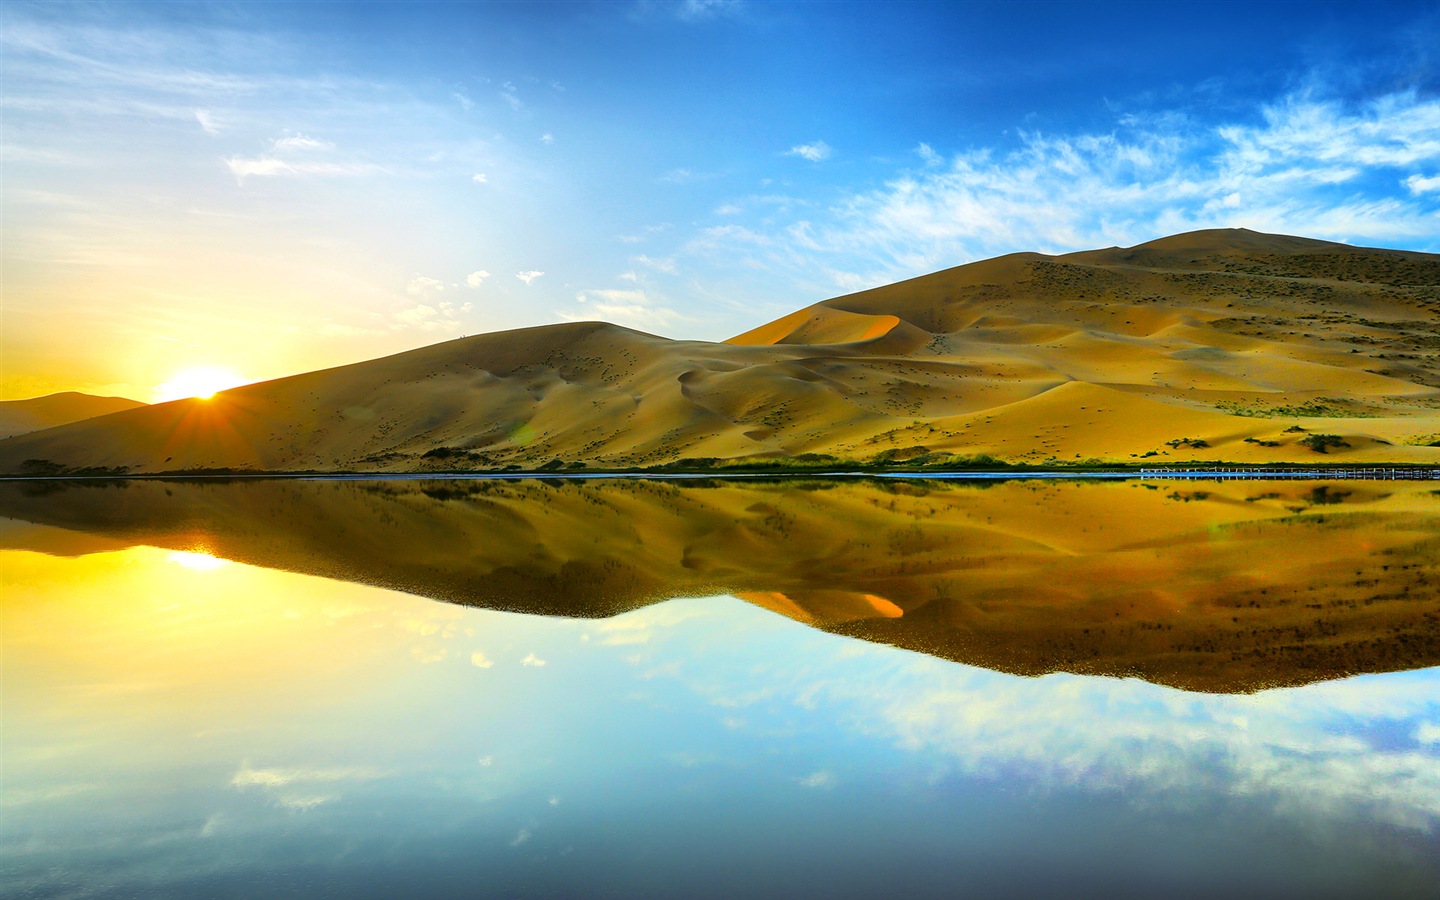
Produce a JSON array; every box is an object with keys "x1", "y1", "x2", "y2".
[{"x1": 154, "y1": 367, "x2": 247, "y2": 402}]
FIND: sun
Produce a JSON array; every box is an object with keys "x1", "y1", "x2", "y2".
[{"x1": 153, "y1": 366, "x2": 248, "y2": 402}]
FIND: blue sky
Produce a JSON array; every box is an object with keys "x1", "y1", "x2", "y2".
[{"x1": 2, "y1": 0, "x2": 1438, "y2": 399}]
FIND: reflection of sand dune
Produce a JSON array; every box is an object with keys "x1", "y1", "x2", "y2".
[
  {"x1": 1, "y1": 229, "x2": 1437, "y2": 474},
  {"x1": 3, "y1": 476, "x2": 1436, "y2": 693}
]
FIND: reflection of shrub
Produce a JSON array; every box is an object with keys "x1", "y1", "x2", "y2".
[{"x1": 1300, "y1": 434, "x2": 1350, "y2": 453}]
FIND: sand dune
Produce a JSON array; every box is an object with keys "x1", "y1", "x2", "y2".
[
  {"x1": 1, "y1": 228, "x2": 1436, "y2": 473},
  {"x1": 3, "y1": 476, "x2": 1436, "y2": 692},
  {"x1": 0, "y1": 392, "x2": 146, "y2": 440}
]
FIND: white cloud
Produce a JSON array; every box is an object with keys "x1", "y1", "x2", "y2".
[
  {"x1": 916, "y1": 142, "x2": 941, "y2": 166},
  {"x1": 1406, "y1": 173, "x2": 1440, "y2": 194},
  {"x1": 465, "y1": 270, "x2": 491, "y2": 288},
  {"x1": 193, "y1": 109, "x2": 219, "y2": 135},
  {"x1": 787, "y1": 140, "x2": 832, "y2": 162},
  {"x1": 471, "y1": 172, "x2": 488, "y2": 184},
  {"x1": 521, "y1": 653, "x2": 547, "y2": 667},
  {"x1": 406, "y1": 275, "x2": 445, "y2": 298},
  {"x1": 515, "y1": 270, "x2": 544, "y2": 285},
  {"x1": 471, "y1": 651, "x2": 494, "y2": 669},
  {"x1": 272, "y1": 134, "x2": 333, "y2": 152},
  {"x1": 633, "y1": 254, "x2": 676, "y2": 273},
  {"x1": 224, "y1": 156, "x2": 380, "y2": 179},
  {"x1": 675, "y1": 0, "x2": 743, "y2": 20},
  {"x1": 452, "y1": 91, "x2": 473, "y2": 111},
  {"x1": 393, "y1": 298, "x2": 470, "y2": 333},
  {"x1": 540, "y1": 132, "x2": 554, "y2": 145}
]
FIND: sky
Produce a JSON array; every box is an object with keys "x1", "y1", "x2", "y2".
[{"x1": 2, "y1": 0, "x2": 1439, "y2": 401}]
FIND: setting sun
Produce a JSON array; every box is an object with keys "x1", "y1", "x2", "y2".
[{"x1": 153, "y1": 367, "x2": 248, "y2": 403}]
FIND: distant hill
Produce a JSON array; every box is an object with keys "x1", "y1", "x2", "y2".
[
  {"x1": 0, "y1": 392, "x2": 147, "y2": 440},
  {"x1": 1, "y1": 228, "x2": 1437, "y2": 474}
]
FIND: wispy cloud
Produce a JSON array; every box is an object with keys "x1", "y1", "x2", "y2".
[
  {"x1": 787, "y1": 140, "x2": 832, "y2": 162},
  {"x1": 225, "y1": 156, "x2": 381, "y2": 180},
  {"x1": 406, "y1": 275, "x2": 445, "y2": 298},
  {"x1": 675, "y1": 0, "x2": 744, "y2": 21},
  {"x1": 633, "y1": 254, "x2": 676, "y2": 273},
  {"x1": 569, "y1": 288, "x2": 685, "y2": 331},
  {"x1": 696, "y1": 90, "x2": 1440, "y2": 291},
  {"x1": 515, "y1": 270, "x2": 544, "y2": 285},
  {"x1": 273, "y1": 134, "x2": 333, "y2": 152}
]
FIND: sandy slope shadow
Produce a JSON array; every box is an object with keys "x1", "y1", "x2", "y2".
[{"x1": 2, "y1": 476, "x2": 1438, "y2": 693}]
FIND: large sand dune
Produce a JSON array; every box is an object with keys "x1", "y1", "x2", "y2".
[{"x1": 1, "y1": 229, "x2": 1437, "y2": 473}]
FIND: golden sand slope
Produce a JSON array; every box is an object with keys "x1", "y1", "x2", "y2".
[
  {"x1": 0, "y1": 392, "x2": 146, "y2": 440},
  {"x1": 3, "y1": 477, "x2": 1436, "y2": 693},
  {"x1": 1, "y1": 229, "x2": 1436, "y2": 473}
]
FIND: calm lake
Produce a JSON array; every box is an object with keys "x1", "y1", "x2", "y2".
[{"x1": 3, "y1": 477, "x2": 1438, "y2": 898}]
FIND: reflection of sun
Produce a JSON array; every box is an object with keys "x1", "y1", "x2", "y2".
[
  {"x1": 154, "y1": 367, "x2": 247, "y2": 402},
  {"x1": 167, "y1": 551, "x2": 229, "y2": 571}
]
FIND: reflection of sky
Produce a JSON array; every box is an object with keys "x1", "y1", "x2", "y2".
[{"x1": 3, "y1": 546, "x2": 1438, "y2": 898}]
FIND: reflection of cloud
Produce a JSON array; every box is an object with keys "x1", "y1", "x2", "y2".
[
  {"x1": 798, "y1": 770, "x2": 835, "y2": 790},
  {"x1": 834, "y1": 664, "x2": 1440, "y2": 831},
  {"x1": 276, "y1": 794, "x2": 333, "y2": 811},
  {"x1": 622, "y1": 598, "x2": 1440, "y2": 834},
  {"x1": 597, "y1": 618, "x2": 652, "y2": 646},
  {"x1": 509, "y1": 827, "x2": 532, "y2": 847},
  {"x1": 230, "y1": 763, "x2": 385, "y2": 789},
  {"x1": 230, "y1": 762, "x2": 386, "y2": 814},
  {"x1": 1, "y1": 783, "x2": 97, "y2": 808}
]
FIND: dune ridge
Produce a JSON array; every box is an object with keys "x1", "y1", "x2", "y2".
[{"x1": 1, "y1": 228, "x2": 1437, "y2": 474}]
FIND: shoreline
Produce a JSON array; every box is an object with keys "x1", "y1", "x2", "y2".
[{"x1": 3, "y1": 464, "x2": 1439, "y2": 483}]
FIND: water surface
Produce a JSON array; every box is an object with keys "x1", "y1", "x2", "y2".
[{"x1": 3, "y1": 478, "x2": 1438, "y2": 897}]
